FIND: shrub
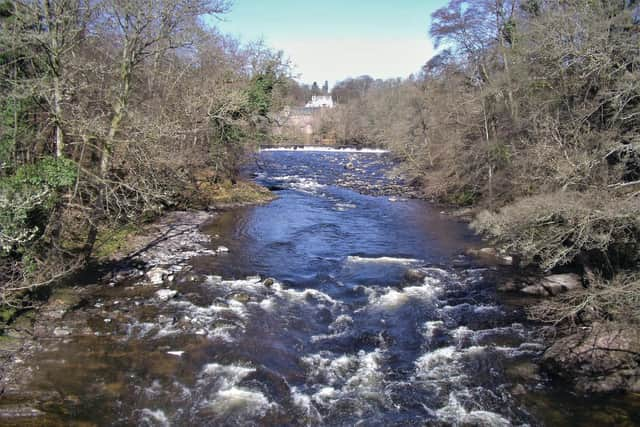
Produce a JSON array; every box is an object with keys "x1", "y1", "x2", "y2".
[
  {"x1": 0, "y1": 157, "x2": 76, "y2": 254},
  {"x1": 472, "y1": 191, "x2": 640, "y2": 272},
  {"x1": 529, "y1": 273, "x2": 640, "y2": 326}
]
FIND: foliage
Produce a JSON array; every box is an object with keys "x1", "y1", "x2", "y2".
[
  {"x1": 0, "y1": 157, "x2": 76, "y2": 253},
  {"x1": 0, "y1": 0, "x2": 293, "y2": 297}
]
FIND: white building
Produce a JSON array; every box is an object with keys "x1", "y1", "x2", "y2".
[{"x1": 305, "y1": 95, "x2": 334, "y2": 109}]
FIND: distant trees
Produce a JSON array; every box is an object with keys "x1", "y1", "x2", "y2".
[
  {"x1": 321, "y1": 0, "x2": 640, "y2": 313},
  {"x1": 311, "y1": 81, "x2": 321, "y2": 96},
  {"x1": 0, "y1": 0, "x2": 291, "y2": 299}
]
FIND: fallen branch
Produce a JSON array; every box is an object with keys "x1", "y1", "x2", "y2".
[{"x1": 608, "y1": 179, "x2": 640, "y2": 189}]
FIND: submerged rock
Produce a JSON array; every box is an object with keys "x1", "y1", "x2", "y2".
[
  {"x1": 543, "y1": 322, "x2": 640, "y2": 393},
  {"x1": 506, "y1": 361, "x2": 541, "y2": 382}
]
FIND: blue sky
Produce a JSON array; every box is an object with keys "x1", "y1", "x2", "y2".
[{"x1": 216, "y1": 0, "x2": 448, "y2": 86}]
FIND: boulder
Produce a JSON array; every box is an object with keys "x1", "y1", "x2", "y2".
[
  {"x1": 53, "y1": 327, "x2": 72, "y2": 337},
  {"x1": 540, "y1": 273, "x2": 582, "y2": 296},
  {"x1": 404, "y1": 269, "x2": 427, "y2": 283},
  {"x1": 146, "y1": 267, "x2": 169, "y2": 285},
  {"x1": 155, "y1": 289, "x2": 177, "y2": 302},
  {"x1": 543, "y1": 322, "x2": 640, "y2": 392},
  {"x1": 478, "y1": 247, "x2": 498, "y2": 257},
  {"x1": 466, "y1": 247, "x2": 513, "y2": 266},
  {"x1": 230, "y1": 292, "x2": 250, "y2": 303},
  {"x1": 263, "y1": 278, "x2": 275, "y2": 287},
  {"x1": 520, "y1": 284, "x2": 549, "y2": 296}
]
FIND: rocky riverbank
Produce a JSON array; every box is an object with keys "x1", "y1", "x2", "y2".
[
  {"x1": 0, "y1": 200, "x2": 292, "y2": 424},
  {"x1": 463, "y1": 245, "x2": 640, "y2": 395},
  {"x1": 392, "y1": 157, "x2": 640, "y2": 397}
]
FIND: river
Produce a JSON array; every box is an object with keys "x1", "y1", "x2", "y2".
[{"x1": 3, "y1": 148, "x2": 639, "y2": 426}]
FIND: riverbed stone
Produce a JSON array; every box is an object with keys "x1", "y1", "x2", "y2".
[
  {"x1": 53, "y1": 327, "x2": 72, "y2": 337},
  {"x1": 263, "y1": 278, "x2": 275, "y2": 287},
  {"x1": 155, "y1": 289, "x2": 177, "y2": 302},
  {"x1": 230, "y1": 292, "x2": 250, "y2": 303},
  {"x1": 467, "y1": 247, "x2": 514, "y2": 266},
  {"x1": 520, "y1": 284, "x2": 549, "y2": 296},
  {"x1": 146, "y1": 267, "x2": 169, "y2": 285},
  {"x1": 404, "y1": 268, "x2": 427, "y2": 283}
]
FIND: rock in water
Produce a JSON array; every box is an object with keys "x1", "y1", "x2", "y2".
[
  {"x1": 263, "y1": 278, "x2": 275, "y2": 287},
  {"x1": 146, "y1": 267, "x2": 169, "y2": 285},
  {"x1": 53, "y1": 327, "x2": 72, "y2": 337},
  {"x1": 404, "y1": 269, "x2": 427, "y2": 283},
  {"x1": 230, "y1": 292, "x2": 250, "y2": 303},
  {"x1": 216, "y1": 246, "x2": 229, "y2": 254},
  {"x1": 155, "y1": 289, "x2": 177, "y2": 302}
]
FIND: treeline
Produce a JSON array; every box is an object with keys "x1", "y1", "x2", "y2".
[
  {"x1": 0, "y1": 0, "x2": 293, "y2": 300},
  {"x1": 322, "y1": 0, "x2": 640, "y2": 326}
]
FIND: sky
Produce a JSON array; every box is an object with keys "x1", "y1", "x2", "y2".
[{"x1": 216, "y1": 0, "x2": 448, "y2": 86}]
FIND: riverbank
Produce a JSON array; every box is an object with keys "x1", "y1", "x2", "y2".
[
  {"x1": 0, "y1": 178, "x2": 277, "y2": 423},
  {"x1": 411, "y1": 187, "x2": 640, "y2": 396},
  {"x1": 0, "y1": 148, "x2": 638, "y2": 424}
]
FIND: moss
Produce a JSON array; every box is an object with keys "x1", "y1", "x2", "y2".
[
  {"x1": 191, "y1": 178, "x2": 275, "y2": 207},
  {"x1": 0, "y1": 334, "x2": 22, "y2": 354},
  {"x1": 50, "y1": 287, "x2": 82, "y2": 309},
  {"x1": 0, "y1": 307, "x2": 17, "y2": 323},
  {"x1": 93, "y1": 224, "x2": 142, "y2": 260},
  {"x1": 209, "y1": 180, "x2": 275, "y2": 205}
]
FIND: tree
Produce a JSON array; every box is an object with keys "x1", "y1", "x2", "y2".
[{"x1": 311, "y1": 81, "x2": 320, "y2": 96}]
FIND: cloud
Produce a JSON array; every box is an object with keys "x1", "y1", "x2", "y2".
[{"x1": 272, "y1": 37, "x2": 435, "y2": 85}]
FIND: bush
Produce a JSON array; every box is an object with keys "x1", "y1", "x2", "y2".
[
  {"x1": 0, "y1": 157, "x2": 76, "y2": 254},
  {"x1": 472, "y1": 191, "x2": 640, "y2": 272},
  {"x1": 529, "y1": 273, "x2": 640, "y2": 326}
]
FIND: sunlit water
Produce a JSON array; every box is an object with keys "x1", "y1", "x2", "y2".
[{"x1": 13, "y1": 149, "x2": 640, "y2": 426}]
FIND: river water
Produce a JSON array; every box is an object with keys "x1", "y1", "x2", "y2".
[{"x1": 7, "y1": 148, "x2": 640, "y2": 426}]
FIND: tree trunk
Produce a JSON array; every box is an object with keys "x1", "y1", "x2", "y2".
[
  {"x1": 42, "y1": 0, "x2": 65, "y2": 158},
  {"x1": 85, "y1": 43, "x2": 133, "y2": 260}
]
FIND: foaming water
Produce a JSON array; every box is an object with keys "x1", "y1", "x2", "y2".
[{"x1": 19, "y1": 149, "x2": 627, "y2": 426}]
